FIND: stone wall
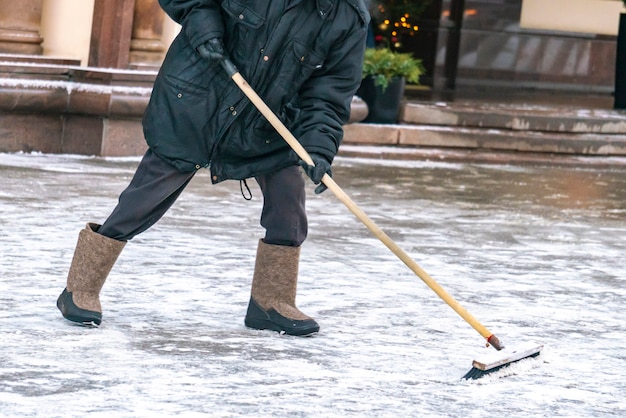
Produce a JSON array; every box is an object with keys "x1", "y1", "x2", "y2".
[
  {"x1": 0, "y1": 58, "x2": 368, "y2": 157},
  {"x1": 0, "y1": 59, "x2": 152, "y2": 156}
]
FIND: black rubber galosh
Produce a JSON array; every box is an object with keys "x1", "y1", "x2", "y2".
[
  {"x1": 56, "y1": 288, "x2": 102, "y2": 326},
  {"x1": 244, "y1": 298, "x2": 319, "y2": 336}
]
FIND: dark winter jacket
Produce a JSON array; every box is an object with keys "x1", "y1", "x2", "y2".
[{"x1": 144, "y1": 0, "x2": 369, "y2": 182}]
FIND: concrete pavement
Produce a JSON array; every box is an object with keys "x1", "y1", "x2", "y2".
[{"x1": 1, "y1": 152, "x2": 625, "y2": 416}]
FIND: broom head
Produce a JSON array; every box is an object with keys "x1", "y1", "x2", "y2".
[{"x1": 462, "y1": 342, "x2": 543, "y2": 380}]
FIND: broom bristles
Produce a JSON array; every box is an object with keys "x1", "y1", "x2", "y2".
[{"x1": 462, "y1": 342, "x2": 543, "y2": 380}]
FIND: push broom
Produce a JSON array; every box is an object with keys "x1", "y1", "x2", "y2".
[{"x1": 219, "y1": 58, "x2": 542, "y2": 380}]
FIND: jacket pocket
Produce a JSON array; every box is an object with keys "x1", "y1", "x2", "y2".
[
  {"x1": 275, "y1": 41, "x2": 325, "y2": 98},
  {"x1": 293, "y1": 40, "x2": 325, "y2": 72},
  {"x1": 222, "y1": 0, "x2": 264, "y2": 28},
  {"x1": 164, "y1": 74, "x2": 214, "y2": 95},
  {"x1": 222, "y1": 0, "x2": 265, "y2": 62},
  {"x1": 252, "y1": 102, "x2": 301, "y2": 143},
  {"x1": 143, "y1": 74, "x2": 218, "y2": 168}
]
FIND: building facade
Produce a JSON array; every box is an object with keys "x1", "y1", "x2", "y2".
[
  {"x1": 1, "y1": 0, "x2": 623, "y2": 90},
  {"x1": 0, "y1": 0, "x2": 623, "y2": 156},
  {"x1": 372, "y1": 0, "x2": 623, "y2": 93}
]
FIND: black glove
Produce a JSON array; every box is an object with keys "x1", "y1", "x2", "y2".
[
  {"x1": 197, "y1": 38, "x2": 227, "y2": 62},
  {"x1": 299, "y1": 153, "x2": 332, "y2": 194}
]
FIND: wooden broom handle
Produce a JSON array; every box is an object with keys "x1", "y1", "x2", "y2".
[{"x1": 227, "y1": 66, "x2": 503, "y2": 350}]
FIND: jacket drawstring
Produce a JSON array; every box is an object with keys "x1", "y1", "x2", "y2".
[{"x1": 240, "y1": 179, "x2": 252, "y2": 200}]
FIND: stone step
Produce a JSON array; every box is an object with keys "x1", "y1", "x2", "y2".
[
  {"x1": 342, "y1": 123, "x2": 626, "y2": 156},
  {"x1": 337, "y1": 144, "x2": 626, "y2": 167},
  {"x1": 401, "y1": 101, "x2": 626, "y2": 134}
]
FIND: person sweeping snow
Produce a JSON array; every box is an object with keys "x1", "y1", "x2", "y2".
[{"x1": 57, "y1": 0, "x2": 369, "y2": 336}]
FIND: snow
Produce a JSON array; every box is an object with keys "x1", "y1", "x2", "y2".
[
  {"x1": 0, "y1": 60, "x2": 158, "y2": 76},
  {"x1": 0, "y1": 77, "x2": 152, "y2": 96},
  {"x1": 1, "y1": 152, "x2": 625, "y2": 417}
]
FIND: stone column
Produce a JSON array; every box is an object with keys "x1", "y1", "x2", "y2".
[
  {"x1": 443, "y1": 0, "x2": 465, "y2": 90},
  {"x1": 0, "y1": 0, "x2": 44, "y2": 55},
  {"x1": 89, "y1": 0, "x2": 136, "y2": 68},
  {"x1": 130, "y1": 0, "x2": 166, "y2": 67},
  {"x1": 615, "y1": 13, "x2": 626, "y2": 109}
]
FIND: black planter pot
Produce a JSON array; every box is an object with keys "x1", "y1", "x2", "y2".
[{"x1": 357, "y1": 75, "x2": 406, "y2": 123}]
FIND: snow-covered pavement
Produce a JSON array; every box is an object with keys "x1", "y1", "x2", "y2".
[{"x1": 1, "y1": 152, "x2": 625, "y2": 417}]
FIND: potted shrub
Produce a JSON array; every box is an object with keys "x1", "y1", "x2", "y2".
[{"x1": 357, "y1": 47, "x2": 424, "y2": 123}]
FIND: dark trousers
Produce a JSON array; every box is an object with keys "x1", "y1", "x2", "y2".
[{"x1": 98, "y1": 149, "x2": 308, "y2": 247}]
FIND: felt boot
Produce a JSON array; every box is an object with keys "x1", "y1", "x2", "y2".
[
  {"x1": 57, "y1": 223, "x2": 126, "y2": 326},
  {"x1": 245, "y1": 239, "x2": 319, "y2": 336}
]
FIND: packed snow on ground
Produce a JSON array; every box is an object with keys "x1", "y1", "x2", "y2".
[{"x1": 1, "y1": 152, "x2": 625, "y2": 417}]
